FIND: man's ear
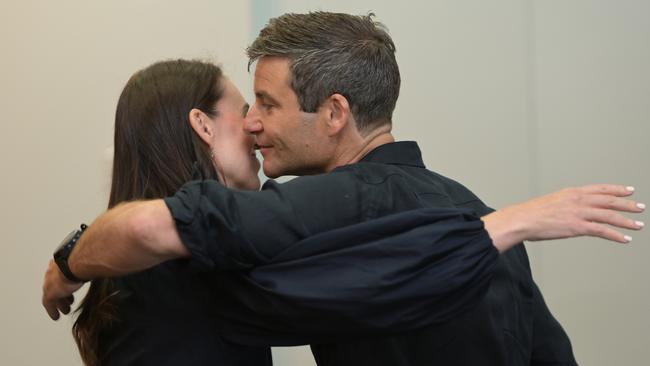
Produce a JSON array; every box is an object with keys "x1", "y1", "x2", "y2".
[
  {"x1": 323, "y1": 93, "x2": 353, "y2": 137},
  {"x1": 188, "y1": 108, "x2": 213, "y2": 145}
]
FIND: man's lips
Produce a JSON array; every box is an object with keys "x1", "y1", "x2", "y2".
[{"x1": 254, "y1": 144, "x2": 273, "y2": 153}]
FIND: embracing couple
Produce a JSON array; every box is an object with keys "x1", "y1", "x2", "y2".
[{"x1": 43, "y1": 11, "x2": 644, "y2": 366}]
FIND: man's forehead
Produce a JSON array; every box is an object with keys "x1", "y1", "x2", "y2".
[{"x1": 254, "y1": 57, "x2": 291, "y2": 86}]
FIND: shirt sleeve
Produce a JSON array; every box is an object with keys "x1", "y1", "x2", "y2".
[
  {"x1": 163, "y1": 179, "x2": 310, "y2": 271},
  {"x1": 205, "y1": 208, "x2": 498, "y2": 346},
  {"x1": 163, "y1": 177, "x2": 499, "y2": 344},
  {"x1": 163, "y1": 171, "x2": 377, "y2": 271}
]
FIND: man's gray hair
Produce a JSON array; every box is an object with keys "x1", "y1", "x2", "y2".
[{"x1": 247, "y1": 12, "x2": 401, "y2": 134}]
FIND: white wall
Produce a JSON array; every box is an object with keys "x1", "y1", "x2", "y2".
[
  {"x1": 533, "y1": 1, "x2": 650, "y2": 364},
  {"x1": 1, "y1": 1, "x2": 647, "y2": 365},
  {"x1": 0, "y1": 1, "x2": 251, "y2": 364}
]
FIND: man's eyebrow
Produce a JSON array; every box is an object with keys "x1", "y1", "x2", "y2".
[
  {"x1": 242, "y1": 103, "x2": 250, "y2": 116},
  {"x1": 255, "y1": 91, "x2": 280, "y2": 105}
]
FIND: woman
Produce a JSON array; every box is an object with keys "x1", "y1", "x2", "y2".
[{"x1": 73, "y1": 60, "x2": 271, "y2": 365}]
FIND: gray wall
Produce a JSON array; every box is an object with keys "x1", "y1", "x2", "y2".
[
  {"x1": 1, "y1": 1, "x2": 647, "y2": 365},
  {"x1": 0, "y1": 1, "x2": 252, "y2": 364}
]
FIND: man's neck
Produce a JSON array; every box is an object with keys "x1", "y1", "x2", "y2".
[{"x1": 325, "y1": 127, "x2": 395, "y2": 172}]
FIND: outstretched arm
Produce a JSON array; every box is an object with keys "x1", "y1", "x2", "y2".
[
  {"x1": 483, "y1": 184, "x2": 644, "y2": 252},
  {"x1": 42, "y1": 184, "x2": 644, "y2": 320}
]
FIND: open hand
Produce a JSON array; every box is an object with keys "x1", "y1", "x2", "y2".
[{"x1": 484, "y1": 184, "x2": 645, "y2": 252}]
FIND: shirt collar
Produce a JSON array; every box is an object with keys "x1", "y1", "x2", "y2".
[{"x1": 360, "y1": 141, "x2": 425, "y2": 168}]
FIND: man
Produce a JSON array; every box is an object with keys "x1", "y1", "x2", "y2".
[{"x1": 43, "y1": 12, "x2": 644, "y2": 365}]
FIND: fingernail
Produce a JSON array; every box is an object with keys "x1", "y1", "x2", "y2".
[
  {"x1": 624, "y1": 235, "x2": 632, "y2": 243},
  {"x1": 626, "y1": 186, "x2": 635, "y2": 192},
  {"x1": 636, "y1": 221, "x2": 645, "y2": 228},
  {"x1": 637, "y1": 203, "x2": 646, "y2": 210}
]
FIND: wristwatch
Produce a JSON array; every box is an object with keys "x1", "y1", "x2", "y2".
[{"x1": 53, "y1": 224, "x2": 88, "y2": 283}]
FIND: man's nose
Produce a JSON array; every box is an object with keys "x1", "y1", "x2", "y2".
[{"x1": 244, "y1": 105, "x2": 263, "y2": 134}]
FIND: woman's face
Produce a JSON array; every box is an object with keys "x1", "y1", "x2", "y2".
[{"x1": 207, "y1": 78, "x2": 261, "y2": 190}]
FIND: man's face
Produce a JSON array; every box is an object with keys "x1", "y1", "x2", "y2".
[{"x1": 245, "y1": 56, "x2": 330, "y2": 178}]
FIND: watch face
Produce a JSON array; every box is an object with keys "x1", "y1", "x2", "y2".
[{"x1": 55, "y1": 229, "x2": 78, "y2": 255}]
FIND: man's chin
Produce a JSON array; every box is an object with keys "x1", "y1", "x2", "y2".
[{"x1": 262, "y1": 161, "x2": 282, "y2": 179}]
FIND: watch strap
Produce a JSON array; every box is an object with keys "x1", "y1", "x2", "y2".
[
  {"x1": 55, "y1": 255, "x2": 85, "y2": 283},
  {"x1": 53, "y1": 224, "x2": 87, "y2": 283}
]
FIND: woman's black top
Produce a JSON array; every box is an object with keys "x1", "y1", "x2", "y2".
[{"x1": 98, "y1": 261, "x2": 272, "y2": 366}]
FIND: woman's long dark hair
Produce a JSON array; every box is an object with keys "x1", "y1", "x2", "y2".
[{"x1": 72, "y1": 60, "x2": 224, "y2": 366}]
